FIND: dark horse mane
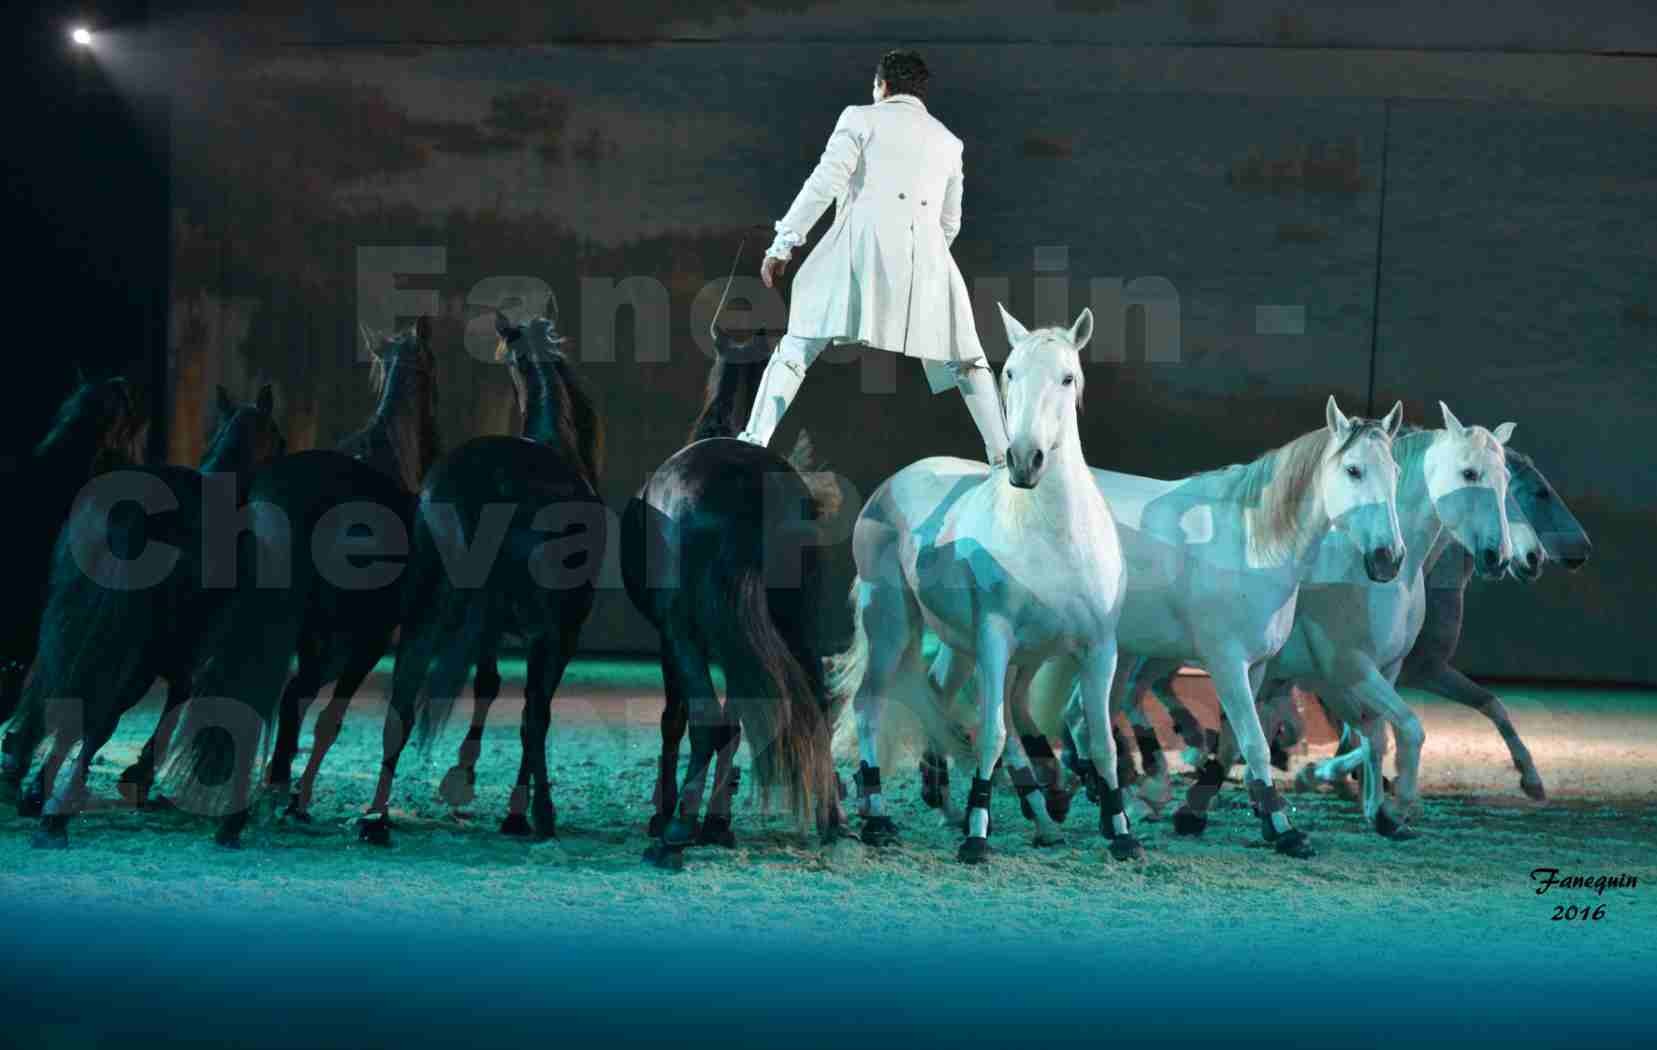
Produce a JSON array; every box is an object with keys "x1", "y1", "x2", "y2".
[
  {"x1": 515, "y1": 349, "x2": 606, "y2": 490},
  {"x1": 689, "y1": 329, "x2": 771, "y2": 444},
  {"x1": 34, "y1": 375, "x2": 143, "y2": 474}
]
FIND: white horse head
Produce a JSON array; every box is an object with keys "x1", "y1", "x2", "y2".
[
  {"x1": 1425, "y1": 402, "x2": 1515, "y2": 578},
  {"x1": 1320, "y1": 395, "x2": 1407, "y2": 582},
  {"x1": 996, "y1": 303, "x2": 1090, "y2": 490}
]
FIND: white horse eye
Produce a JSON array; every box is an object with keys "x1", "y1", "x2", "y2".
[
  {"x1": 1062, "y1": 375, "x2": 1075, "y2": 386},
  {"x1": 1345, "y1": 465, "x2": 1362, "y2": 480},
  {"x1": 1461, "y1": 468, "x2": 1479, "y2": 482}
]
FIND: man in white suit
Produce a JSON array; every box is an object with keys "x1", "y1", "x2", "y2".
[{"x1": 737, "y1": 50, "x2": 1009, "y2": 471}]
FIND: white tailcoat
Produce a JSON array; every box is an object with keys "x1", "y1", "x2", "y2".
[{"x1": 768, "y1": 93, "x2": 985, "y2": 390}]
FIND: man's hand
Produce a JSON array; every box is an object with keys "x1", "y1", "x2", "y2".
[{"x1": 761, "y1": 255, "x2": 788, "y2": 289}]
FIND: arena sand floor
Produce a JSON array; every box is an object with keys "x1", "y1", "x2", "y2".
[{"x1": 2, "y1": 660, "x2": 1652, "y2": 1049}]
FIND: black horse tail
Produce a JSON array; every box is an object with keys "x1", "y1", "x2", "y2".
[
  {"x1": 160, "y1": 502, "x2": 303, "y2": 817},
  {"x1": 10, "y1": 495, "x2": 159, "y2": 757},
  {"x1": 409, "y1": 575, "x2": 489, "y2": 753},
  {"x1": 715, "y1": 554, "x2": 835, "y2": 826}
]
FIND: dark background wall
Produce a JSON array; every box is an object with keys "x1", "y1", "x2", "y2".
[{"x1": 12, "y1": 2, "x2": 1656, "y2": 681}]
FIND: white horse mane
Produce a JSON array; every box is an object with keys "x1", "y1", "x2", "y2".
[{"x1": 1209, "y1": 422, "x2": 1387, "y2": 565}]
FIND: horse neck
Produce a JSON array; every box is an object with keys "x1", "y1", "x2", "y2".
[
  {"x1": 36, "y1": 407, "x2": 116, "y2": 477},
  {"x1": 1007, "y1": 421, "x2": 1104, "y2": 533},
  {"x1": 372, "y1": 357, "x2": 438, "y2": 465},
  {"x1": 198, "y1": 419, "x2": 261, "y2": 491},
  {"x1": 519, "y1": 361, "x2": 566, "y2": 447},
  {"x1": 690, "y1": 355, "x2": 761, "y2": 442},
  {"x1": 1395, "y1": 431, "x2": 1445, "y2": 581}
]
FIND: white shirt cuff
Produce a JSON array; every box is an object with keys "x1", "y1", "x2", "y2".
[{"x1": 766, "y1": 223, "x2": 805, "y2": 261}]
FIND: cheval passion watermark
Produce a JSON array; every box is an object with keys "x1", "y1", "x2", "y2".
[{"x1": 1529, "y1": 868, "x2": 1640, "y2": 922}]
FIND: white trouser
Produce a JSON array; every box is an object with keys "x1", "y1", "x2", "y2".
[{"x1": 736, "y1": 334, "x2": 1010, "y2": 468}]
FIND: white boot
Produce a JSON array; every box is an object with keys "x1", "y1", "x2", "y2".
[
  {"x1": 736, "y1": 335, "x2": 822, "y2": 447},
  {"x1": 954, "y1": 360, "x2": 1010, "y2": 470}
]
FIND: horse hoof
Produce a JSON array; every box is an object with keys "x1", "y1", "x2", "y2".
[
  {"x1": 437, "y1": 766, "x2": 477, "y2": 808},
  {"x1": 214, "y1": 828, "x2": 244, "y2": 851},
  {"x1": 860, "y1": 815, "x2": 900, "y2": 848},
  {"x1": 31, "y1": 818, "x2": 68, "y2": 850},
  {"x1": 1172, "y1": 806, "x2": 1208, "y2": 836},
  {"x1": 531, "y1": 806, "x2": 558, "y2": 841},
  {"x1": 1293, "y1": 765, "x2": 1321, "y2": 793},
  {"x1": 499, "y1": 812, "x2": 534, "y2": 838},
  {"x1": 17, "y1": 792, "x2": 44, "y2": 819},
  {"x1": 1272, "y1": 828, "x2": 1316, "y2": 858},
  {"x1": 1045, "y1": 788, "x2": 1073, "y2": 825},
  {"x1": 280, "y1": 797, "x2": 313, "y2": 825},
  {"x1": 1269, "y1": 741, "x2": 1290, "y2": 772},
  {"x1": 1375, "y1": 809, "x2": 1418, "y2": 840},
  {"x1": 696, "y1": 815, "x2": 736, "y2": 849},
  {"x1": 1031, "y1": 832, "x2": 1066, "y2": 849},
  {"x1": 1520, "y1": 776, "x2": 1547, "y2": 802},
  {"x1": 920, "y1": 783, "x2": 947, "y2": 810},
  {"x1": 0, "y1": 778, "x2": 17, "y2": 806},
  {"x1": 647, "y1": 813, "x2": 669, "y2": 838},
  {"x1": 357, "y1": 816, "x2": 393, "y2": 847},
  {"x1": 1108, "y1": 834, "x2": 1145, "y2": 862},
  {"x1": 643, "y1": 841, "x2": 686, "y2": 871},
  {"x1": 957, "y1": 836, "x2": 991, "y2": 864}
]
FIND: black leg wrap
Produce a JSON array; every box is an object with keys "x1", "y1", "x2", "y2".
[
  {"x1": 1020, "y1": 734, "x2": 1055, "y2": 761},
  {"x1": 1098, "y1": 786, "x2": 1144, "y2": 861},
  {"x1": 1269, "y1": 737, "x2": 1290, "y2": 771},
  {"x1": 1249, "y1": 779, "x2": 1314, "y2": 857},
  {"x1": 1112, "y1": 727, "x2": 1139, "y2": 785},
  {"x1": 1011, "y1": 766, "x2": 1041, "y2": 820},
  {"x1": 963, "y1": 775, "x2": 994, "y2": 837},
  {"x1": 919, "y1": 751, "x2": 948, "y2": 809},
  {"x1": 1203, "y1": 728, "x2": 1221, "y2": 754},
  {"x1": 855, "y1": 761, "x2": 882, "y2": 797},
  {"x1": 1374, "y1": 807, "x2": 1417, "y2": 841},
  {"x1": 1133, "y1": 726, "x2": 1162, "y2": 772},
  {"x1": 1184, "y1": 756, "x2": 1226, "y2": 814}
]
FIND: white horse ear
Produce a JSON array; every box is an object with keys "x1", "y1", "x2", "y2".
[
  {"x1": 1382, "y1": 400, "x2": 1404, "y2": 439},
  {"x1": 1325, "y1": 394, "x2": 1350, "y2": 436},
  {"x1": 1492, "y1": 421, "x2": 1516, "y2": 444},
  {"x1": 997, "y1": 301, "x2": 1030, "y2": 349},
  {"x1": 1439, "y1": 400, "x2": 1467, "y2": 436},
  {"x1": 1068, "y1": 308, "x2": 1094, "y2": 353}
]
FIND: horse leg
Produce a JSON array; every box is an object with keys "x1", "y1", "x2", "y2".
[
  {"x1": 520, "y1": 627, "x2": 578, "y2": 841},
  {"x1": 34, "y1": 705, "x2": 125, "y2": 849},
  {"x1": 919, "y1": 643, "x2": 973, "y2": 825},
  {"x1": 1414, "y1": 663, "x2": 1543, "y2": 801},
  {"x1": 439, "y1": 638, "x2": 502, "y2": 811},
  {"x1": 648, "y1": 653, "x2": 690, "y2": 838},
  {"x1": 1073, "y1": 640, "x2": 1143, "y2": 861},
  {"x1": 1004, "y1": 667, "x2": 1072, "y2": 825},
  {"x1": 1001, "y1": 671, "x2": 1063, "y2": 847},
  {"x1": 646, "y1": 631, "x2": 720, "y2": 869},
  {"x1": 1345, "y1": 665, "x2": 1424, "y2": 836},
  {"x1": 851, "y1": 582, "x2": 923, "y2": 847},
  {"x1": 697, "y1": 717, "x2": 741, "y2": 849},
  {"x1": 1183, "y1": 650, "x2": 1314, "y2": 858},
  {"x1": 22, "y1": 736, "x2": 73, "y2": 820},
  {"x1": 116, "y1": 676, "x2": 189, "y2": 809},
  {"x1": 958, "y1": 623, "x2": 1012, "y2": 865},
  {"x1": 1123, "y1": 666, "x2": 1174, "y2": 817},
  {"x1": 1147, "y1": 666, "x2": 1206, "y2": 751},
  {"x1": 3, "y1": 701, "x2": 47, "y2": 810},
  {"x1": 290, "y1": 641, "x2": 385, "y2": 822},
  {"x1": 266, "y1": 655, "x2": 324, "y2": 796}
]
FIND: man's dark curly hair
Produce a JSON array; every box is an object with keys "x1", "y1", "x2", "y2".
[{"x1": 876, "y1": 49, "x2": 929, "y2": 100}]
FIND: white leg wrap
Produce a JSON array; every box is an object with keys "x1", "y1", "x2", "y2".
[{"x1": 736, "y1": 334, "x2": 827, "y2": 447}]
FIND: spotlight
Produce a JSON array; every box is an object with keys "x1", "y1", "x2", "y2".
[{"x1": 70, "y1": 27, "x2": 94, "y2": 48}]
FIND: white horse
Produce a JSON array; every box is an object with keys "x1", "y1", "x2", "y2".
[
  {"x1": 832, "y1": 304, "x2": 1134, "y2": 863},
  {"x1": 1021, "y1": 395, "x2": 1407, "y2": 859},
  {"x1": 1132, "y1": 405, "x2": 1516, "y2": 839}
]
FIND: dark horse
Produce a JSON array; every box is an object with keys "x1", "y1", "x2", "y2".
[
  {"x1": 117, "y1": 326, "x2": 441, "y2": 809},
  {"x1": 349, "y1": 308, "x2": 606, "y2": 846},
  {"x1": 620, "y1": 323, "x2": 848, "y2": 869},
  {"x1": 249, "y1": 319, "x2": 442, "y2": 822},
  {"x1": 5, "y1": 385, "x2": 284, "y2": 846},
  {"x1": 0, "y1": 370, "x2": 145, "y2": 750}
]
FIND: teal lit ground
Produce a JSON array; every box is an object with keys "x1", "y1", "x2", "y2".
[{"x1": 2, "y1": 662, "x2": 1652, "y2": 1048}]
